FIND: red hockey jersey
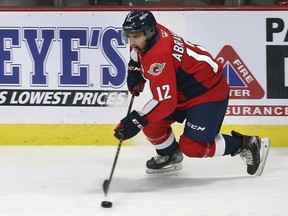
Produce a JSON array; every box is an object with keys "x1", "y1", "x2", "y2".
[{"x1": 133, "y1": 24, "x2": 230, "y2": 123}]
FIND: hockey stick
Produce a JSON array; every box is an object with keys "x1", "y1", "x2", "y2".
[{"x1": 102, "y1": 93, "x2": 135, "y2": 196}]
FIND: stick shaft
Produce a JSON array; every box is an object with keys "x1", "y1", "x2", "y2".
[{"x1": 103, "y1": 94, "x2": 135, "y2": 196}]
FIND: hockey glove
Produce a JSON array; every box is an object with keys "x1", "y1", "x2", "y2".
[
  {"x1": 114, "y1": 110, "x2": 148, "y2": 140},
  {"x1": 127, "y1": 60, "x2": 146, "y2": 96}
]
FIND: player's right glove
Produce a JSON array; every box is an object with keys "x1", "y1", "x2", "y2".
[{"x1": 127, "y1": 60, "x2": 146, "y2": 96}]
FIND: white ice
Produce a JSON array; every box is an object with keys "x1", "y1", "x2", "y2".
[{"x1": 0, "y1": 145, "x2": 287, "y2": 216}]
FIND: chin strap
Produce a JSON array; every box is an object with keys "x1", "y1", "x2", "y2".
[{"x1": 142, "y1": 28, "x2": 160, "y2": 52}]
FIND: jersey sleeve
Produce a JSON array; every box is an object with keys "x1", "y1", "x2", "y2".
[{"x1": 140, "y1": 49, "x2": 178, "y2": 123}]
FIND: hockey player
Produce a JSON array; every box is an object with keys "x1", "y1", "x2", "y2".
[{"x1": 114, "y1": 10, "x2": 269, "y2": 175}]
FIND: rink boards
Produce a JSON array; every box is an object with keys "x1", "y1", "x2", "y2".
[
  {"x1": 0, "y1": 9, "x2": 287, "y2": 146},
  {"x1": 0, "y1": 124, "x2": 286, "y2": 147}
]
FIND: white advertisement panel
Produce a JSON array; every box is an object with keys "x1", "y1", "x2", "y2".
[
  {"x1": 0, "y1": 11, "x2": 130, "y2": 124},
  {"x1": 0, "y1": 10, "x2": 287, "y2": 124}
]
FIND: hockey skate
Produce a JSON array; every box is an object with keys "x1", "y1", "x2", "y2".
[
  {"x1": 231, "y1": 130, "x2": 270, "y2": 176},
  {"x1": 146, "y1": 149, "x2": 184, "y2": 174}
]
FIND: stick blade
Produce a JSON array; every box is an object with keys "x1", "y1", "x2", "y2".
[{"x1": 102, "y1": 179, "x2": 110, "y2": 195}]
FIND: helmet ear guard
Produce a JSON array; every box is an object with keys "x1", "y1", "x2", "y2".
[{"x1": 144, "y1": 25, "x2": 157, "y2": 39}]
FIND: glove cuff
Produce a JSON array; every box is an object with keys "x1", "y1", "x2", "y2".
[
  {"x1": 128, "y1": 59, "x2": 141, "y2": 68},
  {"x1": 122, "y1": 110, "x2": 148, "y2": 129},
  {"x1": 131, "y1": 110, "x2": 148, "y2": 128}
]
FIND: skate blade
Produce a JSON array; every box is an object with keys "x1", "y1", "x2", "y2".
[
  {"x1": 255, "y1": 138, "x2": 270, "y2": 176},
  {"x1": 146, "y1": 163, "x2": 183, "y2": 174}
]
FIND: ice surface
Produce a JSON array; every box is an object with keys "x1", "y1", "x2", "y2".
[{"x1": 0, "y1": 146, "x2": 287, "y2": 216}]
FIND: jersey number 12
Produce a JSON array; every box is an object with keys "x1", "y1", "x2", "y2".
[{"x1": 156, "y1": 84, "x2": 171, "y2": 101}]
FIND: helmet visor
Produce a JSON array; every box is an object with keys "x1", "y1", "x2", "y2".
[{"x1": 122, "y1": 32, "x2": 148, "y2": 45}]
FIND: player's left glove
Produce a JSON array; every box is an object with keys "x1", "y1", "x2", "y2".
[
  {"x1": 127, "y1": 60, "x2": 146, "y2": 96},
  {"x1": 114, "y1": 110, "x2": 148, "y2": 140}
]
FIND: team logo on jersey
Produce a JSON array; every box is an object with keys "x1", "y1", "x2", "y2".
[{"x1": 147, "y1": 62, "x2": 166, "y2": 76}]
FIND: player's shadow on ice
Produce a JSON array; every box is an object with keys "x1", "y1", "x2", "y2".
[{"x1": 95, "y1": 174, "x2": 250, "y2": 193}]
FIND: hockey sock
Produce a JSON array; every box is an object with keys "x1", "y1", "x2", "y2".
[
  {"x1": 156, "y1": 139, "x2": 179, "y2": 156},
  {"x1": 222, "y1": 134, "x2": 242, "y2": 155}
]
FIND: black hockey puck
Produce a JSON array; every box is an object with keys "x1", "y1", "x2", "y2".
[{"x1": 101, "y1": 201, "x2": 112, "y2": 208}]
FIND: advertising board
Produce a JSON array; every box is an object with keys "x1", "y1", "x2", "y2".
[{"x1": 0, "y1": 10, "x2": 287, "y2": 145}]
